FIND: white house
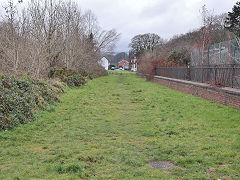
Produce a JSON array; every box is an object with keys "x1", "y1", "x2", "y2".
[
  {"x1": 99, "y1": 57, "x2": 109, "y2": 70},
  {"x1": 130, "y1": 57, "x2": 137, "y2": 71}
]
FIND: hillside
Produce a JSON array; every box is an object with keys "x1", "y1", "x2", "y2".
[{"x1": 104, "y1": 52, "x2": 129, "y2": 66}]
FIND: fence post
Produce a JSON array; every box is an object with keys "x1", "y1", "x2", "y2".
[
  {"x1": 214, "y1": 65, "x2": 217, "y2": 83},
  {"x1": 207, "y1": 45, "x2": 210, "y2": 65},
  {"x1": 187, "y1": 65, "x2": 191, "y2": 81},
  {"x1": 232, "y1": 64, "x2": 235, "y2": 88}
]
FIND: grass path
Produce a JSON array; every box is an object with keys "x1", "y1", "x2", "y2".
[{"x1": 0, "y1": 72, "x2": 240, "y2": 179}]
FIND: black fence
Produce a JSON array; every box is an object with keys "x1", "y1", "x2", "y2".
[{"x1": 155, "y1": 64, "x2": 240, "y2": 89}]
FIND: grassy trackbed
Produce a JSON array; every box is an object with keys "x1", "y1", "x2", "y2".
[{"x1": 0, "y1": 72, "x2": 240, "y2": 179}]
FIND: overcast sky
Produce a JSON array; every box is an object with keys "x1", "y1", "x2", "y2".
[
  {"x1": 0, "y1": 0, "x2": 237, "y2": 52},
  {"x1": 76, "y1": 0, "x2": 236, "y2": 52}
]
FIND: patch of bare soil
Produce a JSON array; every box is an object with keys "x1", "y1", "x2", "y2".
[{"x1": 150, "y1": 161, "x2": 178, "y2": 169}]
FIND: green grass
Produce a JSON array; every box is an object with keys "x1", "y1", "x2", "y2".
[{"x1": 0, "y1": 72, "x2": 240, "y2": 179}]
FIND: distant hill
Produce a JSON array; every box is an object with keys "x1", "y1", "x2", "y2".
[
  {"x1": 104, "y1": 52, "x2": 129, "y2": 66},
  {"x1": 105, "y1": 51, "x2": 128, "y2": 55}
]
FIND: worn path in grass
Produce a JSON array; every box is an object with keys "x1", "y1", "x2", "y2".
[{"x1": 0, "y1": 72, "x2": 240, "y2": 179}]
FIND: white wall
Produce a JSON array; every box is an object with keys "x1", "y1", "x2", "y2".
[{"x1": 99, "y1": 57, "x2": 109, "y2": 70}]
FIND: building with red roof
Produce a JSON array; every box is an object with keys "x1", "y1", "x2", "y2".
[{"x1": 118, "y1": 59, "x2": 129, "y2": 70}]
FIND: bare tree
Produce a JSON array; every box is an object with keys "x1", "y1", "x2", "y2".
[
  {"x1": 84, "y1": 10, "x2": 120, "y2": 52},
  {"x1": 0, "y1": 0, "x2": 120, "y2": 77},
  {"x1": 129, "y1": 33, "x2": 164, "y2": 58},
  {"x1": 96, "y1": 29, "x2": 120, "y2": 52},
  {"x1": 0, "y1": 0, "x2": 24, "y2": 74}
]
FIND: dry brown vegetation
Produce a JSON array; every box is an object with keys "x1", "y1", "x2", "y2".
[{"x1": 0, "y1": 0, "x2": 120, "y2": 78}]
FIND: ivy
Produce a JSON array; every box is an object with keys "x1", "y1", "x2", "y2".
[{"x1": 0, "y1": 74, "x2": 66, "y2": 130}]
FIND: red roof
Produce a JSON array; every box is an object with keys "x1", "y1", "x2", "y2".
[{"x1": 118, "y1": 60, "x2": 129, "y2": 67}]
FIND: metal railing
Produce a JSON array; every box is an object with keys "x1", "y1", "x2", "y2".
[{"x1": 155, "y1": 64, "x2": 240, "y2": 89}]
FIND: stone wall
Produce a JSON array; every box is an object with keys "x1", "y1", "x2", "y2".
[{"x1": 137, "y1": 73, "x2": 240, "y2": 109}]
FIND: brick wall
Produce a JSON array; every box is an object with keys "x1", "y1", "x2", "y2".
[{"x1": 137, "y1": 73, "x2": 240, "y2": 109}]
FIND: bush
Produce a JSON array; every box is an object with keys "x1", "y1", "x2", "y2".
[
  {"x1": 63, "y1": 74, "x2": 86, "y2": 87},
  {"x1": 87, "y1": 66, "x2": 108, "y2": 79},
  {"x1": 167, "y1": 48, "x2": 190, "y2": 65},
  {"x1": 48, "y1": 67, "x2": 87, "y2": 87},
  {"x1": 48, "y1": 67, "x2": 78, "y2": 79},
  {"x1": 0, "y1": 74, "x2": 65, "y2": 130},
  {"x1": 0, "y1": 66, "x2": 102, "y2": 130}
]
